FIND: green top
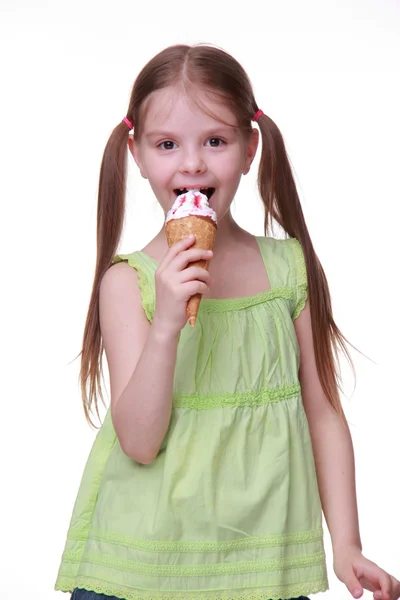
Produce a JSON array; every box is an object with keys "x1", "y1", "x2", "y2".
[{"x1": 55, "y1": 235, "x2": 328, "y2": 600}]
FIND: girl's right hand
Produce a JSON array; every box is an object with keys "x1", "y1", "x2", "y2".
[{"x1": 152, "y1": 235, "x2": 213, "y2": 337}]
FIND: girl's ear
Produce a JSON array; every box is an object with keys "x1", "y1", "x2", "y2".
[
  {"x1": 243, "y1": 128, "x2": 259, "y2": 175},
  {"x1": 128, "y1": 134, "x2": 148, "y2": 179}
]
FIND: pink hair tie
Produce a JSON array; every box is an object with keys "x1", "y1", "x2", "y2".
[
  {"x1": 122, "y1": 117, "x2": 133, "y2": 129},
  {"x1": 253, "y1": 109, "x2": 263, "y2": 122}
]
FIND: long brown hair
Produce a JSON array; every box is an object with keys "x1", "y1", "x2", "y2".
[{"x1": 80, "y1": 43, "x2": 352, "y2": 426}]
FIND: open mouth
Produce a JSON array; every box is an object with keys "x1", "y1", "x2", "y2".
[{"x1": 174, "y1": 188, "x2": 215, "y2": 201}]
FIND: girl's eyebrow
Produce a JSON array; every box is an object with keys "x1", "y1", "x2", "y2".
[
  {"x1": 144, "y1": 126, "x2": 237, "y2": 138},
  {"x1": 144, "y1": 131, "x2": 174, "y2": 138}
]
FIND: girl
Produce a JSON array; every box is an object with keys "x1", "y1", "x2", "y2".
[{"x1": 55, "y1": 44, "x2": 399, "y2": 600}]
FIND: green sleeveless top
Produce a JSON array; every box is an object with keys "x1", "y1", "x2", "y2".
[{"x1": 55, "y1": 236, "x2": 328, "y2": 600}]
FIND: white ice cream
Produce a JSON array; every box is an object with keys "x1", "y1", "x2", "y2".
[{"x1": 165, "y1": 190, "x2": 217, "y2": 224}]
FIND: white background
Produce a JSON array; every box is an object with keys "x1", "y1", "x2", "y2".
[{"x1": 1, "y1": 0, "x2": 399, "y2": 599}]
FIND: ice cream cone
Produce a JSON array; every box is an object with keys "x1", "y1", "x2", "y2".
[{"x1": 166, "y1": 215, "x2": 217, "y2": 326}]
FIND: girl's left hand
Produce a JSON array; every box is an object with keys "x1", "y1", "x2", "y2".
[{"x1": 334, "y1": 546, "x2": 400, "y2": 600}]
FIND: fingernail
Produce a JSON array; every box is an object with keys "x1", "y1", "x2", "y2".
[{"x1": 354, "y1": 589, "x2": 363, "y2": 598}]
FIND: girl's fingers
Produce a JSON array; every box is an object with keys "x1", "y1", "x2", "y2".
[
  {"x1": 173, "y1": 248, "x2": 213, "y2": 271},
  {"x1": 161, "y1": 235, "x2": 196, "y2": 268},
  {"x1": 392, "y1": 576, "x2": 400, "y2": 600},
  {"x1": 159, "y1": 236, "x2": 213, "y2": 272},
  {"x1": 341, "y1": 570, "x2": 363, "y2": 598},
  {"x1": 183, "y1": 280, "x2": 210, "y2": 297},
  {"x1": 376, "y1": 572, "x2": 392, "y2": 600},
  {"x1": 179, "y1": 265, "x2": 212, "y2": 284},
  {"x1": 358, "y1": 569, "x2": 392, "y2": 600}
]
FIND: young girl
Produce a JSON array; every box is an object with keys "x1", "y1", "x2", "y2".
[{"x1": 55, "y1": 44, "x2": 400, "y2": 600}]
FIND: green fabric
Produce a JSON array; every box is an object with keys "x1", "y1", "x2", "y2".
[{"x1": 55, "y1": 236, "x2": 328, "y2": 600}]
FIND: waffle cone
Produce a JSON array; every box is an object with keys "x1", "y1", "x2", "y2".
[{"x1": 166, "y1": 215, "x2": 217, "y2": 326}]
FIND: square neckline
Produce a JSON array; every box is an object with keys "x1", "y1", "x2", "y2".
[{"x1": 136, "y1": 236, "x2": 279, "y2": 308}]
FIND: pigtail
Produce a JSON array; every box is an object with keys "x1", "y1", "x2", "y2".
[
  {"x1": 79, "y1": 121, "x2": 132, "y2": 426},
  {"x1": 256, "y1": 112, "x2": 353, "y2": 419}
]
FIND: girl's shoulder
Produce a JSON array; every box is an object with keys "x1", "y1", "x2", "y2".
[
  {"x1": 256, "y1": 235, "x2": 306, "y2": 289},
  {"x1": 112, "y1": 251, "x2": 156, "y2": 322}
]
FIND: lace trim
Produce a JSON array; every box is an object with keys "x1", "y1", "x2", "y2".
[
  {"x1": 68, "y1": 526, "x2": 323, "y2": 553},
  {"x1": 290, "y1": 239, "x2": 307, "y2": 286},
  {"x1": 173, "y1": 383, "x2": 301, "y2": 410},
  {"x1": 62, "y1": 550, "x2": 326, "y2": 577},
  {"x1": 198, "y1": 288, "x2": 294, "y2": 313},
  {"x1": 113, "y1": 253, "x2": 154, "y2": 322},
  {"x1": 56, "y1": 575, "x2": 329, "y2": 600},
  {"x1": 290, "y1": 239, "x2": 308, "y2": 320},
  {"x1": 292, "y1": 283, "x2": 307, "y2": 321}
]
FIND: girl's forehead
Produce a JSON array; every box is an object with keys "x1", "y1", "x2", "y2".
[{"x1": 140, "y1": 85, "x2": 238, "y2": 131}]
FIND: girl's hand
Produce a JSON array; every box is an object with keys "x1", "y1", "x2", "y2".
[
  {"x1": 334, "y1": 546, "x2": 400, "y2": 600},
  {"x1": 152, "y1": 235, "x2": 213, "y2": 336}
]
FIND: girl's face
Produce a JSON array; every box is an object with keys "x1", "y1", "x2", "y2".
[{"x1": 130, "y1": 85, "x2": 258, "y2": 223}]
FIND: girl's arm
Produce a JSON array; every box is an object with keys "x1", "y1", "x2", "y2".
[
  {"x1": 294, "y1": 300, "x2": 399, "y2": 600},
  {"x1": 100, "y1": 262, "x2": 178, "y2": 464},
  {"x1": 294, "y1": 300, "x2": 361, "y2": 553},
  {"x1": 99, "y1": 237, "x2": 212, "y2": 465}
]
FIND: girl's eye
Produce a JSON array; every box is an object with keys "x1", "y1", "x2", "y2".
[
  {"x1": 206, "y1": 138, "x2": 225, "y2": 147},
  {"x1": 158, "y1": 141, "x2": 177, "y2": 150}
]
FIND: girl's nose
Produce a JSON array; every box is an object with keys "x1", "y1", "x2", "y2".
[{"x1": 179, "y1": 152, "x2": 206, "y2": 175}]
